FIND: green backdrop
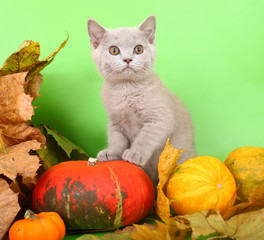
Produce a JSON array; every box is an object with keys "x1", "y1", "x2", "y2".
[{"x1": 1, "y1": 0, "x2": 264, "y2": 162}]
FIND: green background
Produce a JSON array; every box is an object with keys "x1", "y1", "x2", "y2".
[
  {"x1": 1, "y1": 0, "x2": 264, "y2": 239},
  {"x1": 1, "y1": 0, "x2": 264, "y2": 162}
]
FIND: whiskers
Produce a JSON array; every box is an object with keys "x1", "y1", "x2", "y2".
[{"x1": 100, "y1": 61, "x2": 152, "y2": 82}]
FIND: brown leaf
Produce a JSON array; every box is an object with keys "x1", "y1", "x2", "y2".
[
  {"x1": 0, "y1": 140, "x2": 41, "y2": 181},
  {"x1": 156, "y1": 138, "x2": 183, "y2": 223},
  {"x1": 0, "y1": 178, "x2": 20, "y2": 239},
  {"x1": 183, "y1": 210, "x2": 227, "y2": 238},
  {"x1": 166, "y1": 218, "x2": 189, "y2": 240},
  {"x1": 224, "y1": 209, "x2": 264, "y2": 240},
  {"x1": 0, "y1": 72, "x2": 46, "y2": 147},
  {"x1": 24, "y1": 73, "x2": 43, "y2": 99},
  {"x1": 182, "y1": 208, "x2": 264, "y2": 239}
]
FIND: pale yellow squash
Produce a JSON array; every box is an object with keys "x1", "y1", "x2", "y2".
[{"x1": 225, "y1": 146, "x2": 264, "y2": 202}]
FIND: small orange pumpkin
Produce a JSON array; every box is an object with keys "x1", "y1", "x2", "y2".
[
  {"x1": 9, "y1": 210, "x2": 65, "y2": 240},
  {"x1": 166, "y1": 156, "x2": 237, "y2": 215},
  {"x1": 225, "y1": 146, "x2": 264, "y2": 202}
]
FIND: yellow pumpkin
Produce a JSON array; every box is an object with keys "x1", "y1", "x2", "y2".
[
  {"x1": 224, "y1": 146, "x2": 264, "y2": 202},
  {"x1": 166, "y1": 156, "x2": 236, "y2": 215}
]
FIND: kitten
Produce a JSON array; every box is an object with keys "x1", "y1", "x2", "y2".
[{"x1": 87, "y1": 16, "x2": 197, "y2": 186}]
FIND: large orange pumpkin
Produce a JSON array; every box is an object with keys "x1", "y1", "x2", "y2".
[
  {"x1": 224, "y1": 146, "x2": 264, "y2": 202},
  {"x1": 9, "y1": 210, "x2": 65, "y2": 240},
  {"x1": 32, "y1": 160, "x2": 155, "y2": 230},
  {"x1": 166, "y1": 156, "x2": 236, "y2": 215}
]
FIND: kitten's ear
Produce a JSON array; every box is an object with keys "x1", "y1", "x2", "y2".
[
  {"x1": 87, "y1": 19, "x2": 107, "y2": 48},
  {"x1": 139, "y1": 15, "x2": 156, "y2": 44}
]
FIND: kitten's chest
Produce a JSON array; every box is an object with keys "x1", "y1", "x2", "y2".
[{"x1": 102, "y1": 91, "x2": 148, "y2": 130}]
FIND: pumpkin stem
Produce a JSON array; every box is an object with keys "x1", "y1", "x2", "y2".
[
  {"x1": 88, "y1": 157, "x2": 98, "y2": 166},
  {"x1": 24, "y1": 209, "x2": 39, "y2": 220}
]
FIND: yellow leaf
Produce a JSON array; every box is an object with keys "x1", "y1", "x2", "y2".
[
  {"x1": 130, "y1": 221, "x2": 166, "y2": 240},
  {"x1": 130, "y1": 220, "x2": 187, "y2": 240},
  {"x1": 166, "y1": 218, "x2": 189, "y2": 240},
  {"x1": 42, "y1": 33, "x2": 69, "y2": 61},
  {"x1": 156, "y1": 138, "x2": 183, "y2": 223},
  {"x1": 0, "y1": 40, "x2": 40, "y2": 76}
]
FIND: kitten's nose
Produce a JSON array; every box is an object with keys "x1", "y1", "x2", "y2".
[{"x1": 123, "y1": 59, "x2": 132, "y2": 64}]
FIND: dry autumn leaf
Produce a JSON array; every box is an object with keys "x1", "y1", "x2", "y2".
[
  {"x1": 156, "y1": 138, "x2": 183, "y2": 223},
  {"x1": 130, "y1": 221, "x2": 165, "y2": 240},
  {"x1": 0, "y1": 72, "x2": 46, "y2": 147},
  {"x1": 224, "y1": 209, "x2": 264, "y2": 239},
  {"x1": 184, "y1": 208, "x2": 264, "y2": 239},
  {"x1": 165, "y1": 218, "x2": 189, "y2": 240},
  {"x1": 0, "y1": 179, "x2": 20, "y2": 239},
  {"x1": 130, "y1": 219, "x2": 188, "y2": 240},
  {"x1": 0, "y1": 40, "x2": 40, "y2": 76},
  {"x1": 0, "y1": 140, "x2": 41, "y2": 182},
  {"x1": 182, "y1": 210, "x2": 226, "y2": 238}
]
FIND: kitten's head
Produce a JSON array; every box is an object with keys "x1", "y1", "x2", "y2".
[{"x1": 87, "y1": 16, "x2": 156, "y2": 82}]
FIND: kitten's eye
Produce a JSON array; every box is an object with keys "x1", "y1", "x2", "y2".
[
  {"x1": 109, "y1": 46, "x2": 120, "y2": 55},
  {"x1": 134, "y1": 45, "x2": 144, "y2": 54}
]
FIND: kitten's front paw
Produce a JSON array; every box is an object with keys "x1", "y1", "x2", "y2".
[
  {"x1": 97, "y1": 149, "x2": 121, "y2": 162},
  {"x1": 122, "y1": 149, "x2": 142, "y2": 165}
]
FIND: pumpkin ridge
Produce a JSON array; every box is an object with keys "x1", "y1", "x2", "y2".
[
  {"x1": 42, "y1": 212, "x2": 66, "y2": 239},
  {"x1": 106, "y1": 166, "x2": 123, "y2": 228},
  {"x1": 174, "y1": 164, "x2": 215, "y2": 183},
  {"x1": 39, "y1": 218, "x2": 51, "y2": 240},
  {"x1": 171, "y1": 172, "x2": 215, "y2": 185}
]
